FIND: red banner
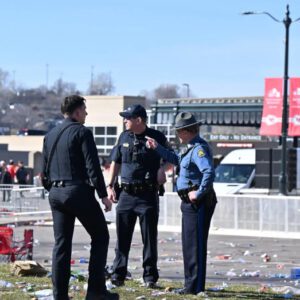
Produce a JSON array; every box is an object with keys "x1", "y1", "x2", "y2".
[
  {"x1": 288, "y1": 78, "x2": 300, "y2": 136},
  {"x1": 260, "y1": 78, "x2": 283, "y2": 136}
]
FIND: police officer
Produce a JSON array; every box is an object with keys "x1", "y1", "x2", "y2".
[
  {"x1": 42, "y1": 95, "x2": 118, "y2": 300},
  {"x1": 146, "y1": 112, "x2": 217, "y2": 295},
  {"x1": 107, "y1": 104, "x2": 169, "y2": 288}
]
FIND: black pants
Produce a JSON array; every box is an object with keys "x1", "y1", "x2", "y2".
[
  {"x1": 112, "y1": 190, "x2": 159, "y2": 283},
  {"x1": 181, "y1": 194, "x2": 216, "y2": 294},
  {"x1": 49, "y1": 184, "x2": 109, "y2": 300}
]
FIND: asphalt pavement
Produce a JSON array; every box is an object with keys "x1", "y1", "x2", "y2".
[{"x1": 8, "y1": 224, "x2": 300, "y2": 287}]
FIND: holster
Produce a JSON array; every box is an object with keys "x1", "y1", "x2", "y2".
[{"x1": 114, "y1": 181, "x2": 122, "y2": 201}]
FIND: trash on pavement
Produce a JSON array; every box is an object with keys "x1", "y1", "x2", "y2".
[
  {"x1": 11, "y1": 260, "x2": 48, "y2": 277},
  {"x1": 215, "y1": 254, "x2": 232, "y2": 260},
  {"x1": 0, "y1": 280, "x2": 14, "y2": 288},
  {"x1": 291, "y1": 267, "x2": 300, "y2": 280}
]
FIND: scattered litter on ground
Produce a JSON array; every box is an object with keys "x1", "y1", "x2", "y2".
[
  {"x1": 11, "y1": 260, "x2": 48, "y2": 277},
  {"x1": 0, "y1": 279, "x2": 14, "y2": 288},
  {"x1": 215, "y1": 254, "x2": 232, "y2": 260},
  {"x1": 106, "y1": 280, "x2": 116, "y2": 290}
]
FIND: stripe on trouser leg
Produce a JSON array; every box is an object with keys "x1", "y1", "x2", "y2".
[{"x1": 196, "y1": 204, "x2": 205, "y2": 293}]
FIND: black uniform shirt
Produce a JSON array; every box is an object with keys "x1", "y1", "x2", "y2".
[
  {"x1": 111, "y1": 127, "x2": 168, "y2": 184},
  {"x1": 42, "y1": 118, "x2": 107, "y2": 198}
]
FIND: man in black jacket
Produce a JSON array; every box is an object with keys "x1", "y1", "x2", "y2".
[{"x1": 42, "y1": 95, "x2": 118, "y2": 300}]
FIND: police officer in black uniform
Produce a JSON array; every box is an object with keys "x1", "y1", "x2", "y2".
[
  {"x1": 146, "y1": 112, "x2": 217, "y2": 295},
  {"x1": 107, "y1": 104, "x2": 169, "y2": 288},
  {"x1": 42, "y1": 95, "x2": 119, "y2": 300}
]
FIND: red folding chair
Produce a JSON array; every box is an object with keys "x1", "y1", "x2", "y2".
[{"x1": 0, "y1": 227, "x2": 33, "y2": 262}]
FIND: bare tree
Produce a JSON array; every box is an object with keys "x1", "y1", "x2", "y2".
[
  {"x1": 154, "y1": 84, "x2": 180, "y2": 99},
  {"x1": 90, "y1": 72, "x2": 115, "y2": 95},
  {"x1": 52, "y1": 78, "x2": 77, "y2": 96}
]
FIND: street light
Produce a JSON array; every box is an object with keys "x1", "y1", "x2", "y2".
[
  {"x1": 182, "y1": 83, "x2": 190, "y2": 98},
  {"x1": 242, "y1": 5, "x2": 300, "y2": 195}
]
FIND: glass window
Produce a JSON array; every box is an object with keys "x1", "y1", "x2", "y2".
[
  {"x1": 95, "y1": 127, "x2": 105, "y2": 135},
  {"x1": 238, "y1": 112, "x2": 244, "y2": 124},
  {"x1": 212, "y1": 112, "x2": 218, "y2": 124},
  {"x1": 107, "y1": 137, "x2": 117, "y2": 145},
  {"x1": 95, "y1": 137, "x2": 105, "y2": 145},
  {"x1": 215, "y1": 164, "x2": 254, "y2": 184},
  {"x1": 232, "y1": 112, "x2": 238, "y2": 124},
  {"x1": 206, "y1": 112, "x2": 212, "y2": 124},
  {"x1": 157, "y1": 113, "x2": 162, "y2": 124},
  {"x1": 107, "y1": 127, "x2": 117, "y2": 135},
  {"x1": 224, "y1": 112, "x2": 231, "y2": 124}
]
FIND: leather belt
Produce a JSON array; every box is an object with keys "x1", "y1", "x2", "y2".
[
  {"x1": 52, "y1": 179, "x2": 90, "y2": 187},
  {"x1": 121, "y1": 182, "x2": 157, "y2": 195}
]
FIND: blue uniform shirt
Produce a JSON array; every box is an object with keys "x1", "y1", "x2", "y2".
[
  {"x1": 155, "y1": 135, "x2": 215, "y2": 199},
  {"x1": 111, "y1": 127, "x2": 168, "y2": 184}
]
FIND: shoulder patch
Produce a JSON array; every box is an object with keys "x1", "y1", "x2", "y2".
[{"x1": 197, "y1": 149, "x2": 205, "y2": 157}]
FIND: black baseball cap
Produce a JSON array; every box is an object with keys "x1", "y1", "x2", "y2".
[{"x1": 119, "y1": 104, "x2": 147, "y2": 119}]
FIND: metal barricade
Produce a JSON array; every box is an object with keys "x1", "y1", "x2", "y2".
[{"x1": 0, "y1": 184, "x2": 49, "y2": 213}]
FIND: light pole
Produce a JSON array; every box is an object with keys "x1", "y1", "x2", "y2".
[
  {"x1": 242, "y1": 5, "x2": 300, "y2": 195},
  {"x1": 182, "y1": 83, "x2": 190, "y2": 98}
]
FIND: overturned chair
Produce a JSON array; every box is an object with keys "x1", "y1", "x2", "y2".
[{"x1": 0, "y1": 227, "x2": 33, "y2": 262}]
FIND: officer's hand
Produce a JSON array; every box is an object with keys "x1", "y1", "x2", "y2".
[
  {"x1": 188, "y1": 191, "x2": 198, "y2": 203},
  {"x1": 102, "y1": 197, "x2": 112, "y2": 212},
  {"x1": 107, "y1": 186, "x2": 117, "y2": 203},
  {"x1": 145, "y1": 136, "x2": 158, "y2": 149},
  {"x1": 157, "y1": 167, "x2": 166, "y2": 185}
]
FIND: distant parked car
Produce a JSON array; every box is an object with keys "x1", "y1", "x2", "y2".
[
  {"x1": 17, "y1": 129, "x2": 47, "y2": 136},
  {"x1": 214, "y1": 149, "x2": 256, "y2": 194}
]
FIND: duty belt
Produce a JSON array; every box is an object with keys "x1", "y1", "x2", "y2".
[
  {"x1": 52, "y1": 179, "x2": 90, "y2": 187},
  {"x1": 121, "y1": 182, "x2": 158, "y2": 195},
  {"x1": 177, "y1": 184, "x2": 199, "y2": 203}
]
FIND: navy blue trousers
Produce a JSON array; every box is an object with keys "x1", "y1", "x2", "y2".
[
  {"x1": 112, "y1": 190, "x2": 159, "y2": 283},
  {"x1": 49, "y1": 184, "x2": 109, "y2": 300},
  {"x1": 181, "y1": 193, "x2": 216, "y2": 294}
]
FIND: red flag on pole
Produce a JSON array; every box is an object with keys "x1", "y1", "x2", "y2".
[
  {"x1": 288, "y1": 78, "x2": 300, "y2": 136},
  {"x1": 260, "y1": 78, "x2": 283, "y2": 136}
]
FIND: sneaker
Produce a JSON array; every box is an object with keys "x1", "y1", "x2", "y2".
[{"x1": 111, "y1": 278, "x2": 124, "y2": 287}]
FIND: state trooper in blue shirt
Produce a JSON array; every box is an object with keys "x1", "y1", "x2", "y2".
[
  {"x1": 106, "y1": 104, "x2": 170, "y2": 288},
  {"x1": 146, "y1": 112, "x2": 217, "y2": 295}
]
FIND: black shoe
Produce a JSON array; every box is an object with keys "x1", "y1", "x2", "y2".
[
  {"x1": 87, "y1": 291, "x2": 119, "y2": 300},
  {"x1": 101, "y1": 291, "x2": 119, "y2": 300},
  {"x1": 111, "y1": 278, "x2": 124, "y2": 287},
  {"x1": 145, "y1": 281, "x2": 157, "y2": 289}
]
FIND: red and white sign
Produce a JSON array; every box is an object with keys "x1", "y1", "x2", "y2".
[
  {"x1": 288, "y1": 78, "x2": 300, "y2": 136},
  {"x1": 260, "y1": 78, "x2": 283, "y2": 136}
]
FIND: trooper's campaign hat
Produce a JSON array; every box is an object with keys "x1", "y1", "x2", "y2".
[{"x1": 175, "y1": 112, "x2": 202, "y2": 130}]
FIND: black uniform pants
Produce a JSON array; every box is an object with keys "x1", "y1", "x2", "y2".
[
  {"x1": 49, "y1": 184, "x2": 109, "y2": 300},
  {"x1": 181, "y1": 195, "x2": 216, "y2": 294},
  {"x1": 112, "y1": 190, "x2": 159, "y2": 283}
]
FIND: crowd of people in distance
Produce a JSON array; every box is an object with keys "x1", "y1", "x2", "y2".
[{"x1": 0, "y1": 159, "x2": 29, "y2": 185}]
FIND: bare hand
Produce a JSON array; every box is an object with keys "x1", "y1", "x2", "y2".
[
  {"x1": 157, "y1": 167, "x2": 166, "y2": 185},
  {"x1": 188, "y1": 191, "x2": 198, "y2": 203},
  {"x1": 107, "y1": 186, "x2": 117, "y2": 203},
  {"x1": 145, "y1": 136, "x2": 158, "y2": 149},
  {"x1": 102, "y1": 197, "x2": 112, "y2": 212}
]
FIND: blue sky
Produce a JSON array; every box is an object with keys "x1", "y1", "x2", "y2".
[{"x1": 1, "y1": 0, "x2": 300, "y2": 97}]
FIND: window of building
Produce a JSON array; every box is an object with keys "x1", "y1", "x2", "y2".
[
  {"x1": 95, "y1": 127, "x2": 105, "y2": 135},
  {"x1": 89, "y1": 126, "x2": 118, "y2": 155},
  {"x1": 107, "y1": 127, "x2": 117, "y2": 135}
]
